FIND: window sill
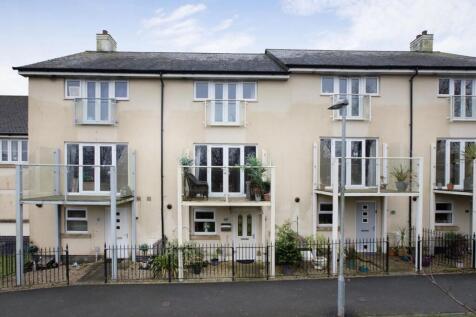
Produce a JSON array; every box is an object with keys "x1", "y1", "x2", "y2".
[
  {"x1": 317, "y1": 227, "x2": 332, "y2": 231},
  {"x1": 62, "y1": 233, "x2": 91, "y2": 238},
  {"x1": 190, "y1": 234, "x2": 220, "y2": 240}
]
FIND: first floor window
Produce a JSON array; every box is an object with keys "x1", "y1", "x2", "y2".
[
  {"x1": 65, "y1": 79, "x2": 129, "y2": 100},
  {"x1": 438, "y1": 78, "x2": 450, "y2": 95},
  {"x1": 321, "y1": 76, "x2": 379, "y2": 96},
  {"x1": 0, "y1": 138, "x2": 28, "y2": 163},
  {"x1": 318, "y1": 203, "x2": 333, "y2": 226},
  {"x1": 193, "y1": 81, "x2": 257, "y2": 101},
  {"x1": 193, "y1": 210, "x2": 216, "y2": 234},
  {"x1": 66, "y1": 209, "x2": 88, "y2": 232},
  {"x1": 435, "y1": 202, "x2": 453, "y2": 225},
  {"x1": 435, "y1": 139, "x2": 475, "y2": 189},
  {"x1": 66, "y1": 80, "x2": 81, "y2": 98}
]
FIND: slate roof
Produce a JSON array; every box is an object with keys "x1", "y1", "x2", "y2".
[
  {"x1": 0, "y1": 96, "x2": 28, "y2": 135},
  {"x1": 265, "y1": 49, "x2": 476, "y2": 70},
  {"x1": 13, "y1": 51, "x2": 288, "y2": 75}
]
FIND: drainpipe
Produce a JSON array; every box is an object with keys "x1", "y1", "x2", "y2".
[
  {"x1": 160, "y1": 73, "x2": 165, "y2": 245},
  {"x1": 409, "y1": 68, "x2": 418, "y2": 238}
]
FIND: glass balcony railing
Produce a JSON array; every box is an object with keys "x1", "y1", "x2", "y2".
[
  {"x1": 203, "y1": 100, "x2": 246, "y2": 127},
  {"x1": 434, "y1": 158, "x2": 476, "y2": 191},
  {"x1": 331, "y1": 94, "x2": 371, "y2": 121},
  {"x1": 449, "y1": 95, "x2": 476, "y2": 121},
  {"x1": 74, "y1": 98, "x2": 117, "y2": 125},
  {"x1": 318, "y1": 157, "x2": 422, "y2": 194},
  {"x1": 179, "y1": 165, "x2": 275, "y2": 203}
]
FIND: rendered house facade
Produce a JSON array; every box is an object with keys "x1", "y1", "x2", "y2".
[{"x1": 10, "y1": 31, "x2": 476, "y2": 262}]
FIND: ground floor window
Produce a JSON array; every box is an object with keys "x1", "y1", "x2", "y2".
[
  {"x1": 435, "y1": 202, "x2": 453, "y2": 225},
  {"x1": 318, "y1": 202, "x2": 333, "y2": 227},
  {"x1": 193, "y1": 209, "x2": 216, "y2": 235},
  {"x1": 65, "y1": 208, "x2": 88, "y2": 233}
]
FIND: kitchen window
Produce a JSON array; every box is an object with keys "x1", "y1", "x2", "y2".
[
  {"x1": 434, "y1": 202, "x2": 453, "y2": 225},
  {"x1": 0, "y1": 139, "x2": 28, "y2": 163},
  {"x1": 318, "y1": 203, "x2": 333, "y2": 226},
  {"x1": 193, "y1": 209, "x2": 216, "y2": 234},
  {"x1": 65, "y1": 208, "x2": 88, "y2": 233}
]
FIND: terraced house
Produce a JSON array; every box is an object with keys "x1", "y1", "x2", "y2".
[{"x1": 9, "y1": 30, "x2": 476, "y2": 277}]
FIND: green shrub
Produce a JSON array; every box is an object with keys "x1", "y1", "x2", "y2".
[
  {"x1": 151, "y1": 250, "x2": 178, "y2": 278},
  {"x1": 275, "y1": 222, "x2": 302, "y2": 266}
]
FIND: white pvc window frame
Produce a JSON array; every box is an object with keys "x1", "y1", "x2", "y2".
[
  {"x1": 442, "y1": 139, "x2": 476, "y2": 190},
  {"x1": 193, "y1": 208, "x2": 217, "y2": 235},
  {"x1": 320, "y1": 76, "x2": 379, "y2": 96},
  {"x1": 434, "y1": 202, "x2": 454, "y2": 226},
  {"x1": 64, "y1": 79, "x2": 129, "y2": 100},
  {"x1": 193, "y1": 81, "x2": 257, "y2": 102},
  {"x1": 317, "y1": 202, "x2": 333, "y2": 227},
  {"x1": 65, "y1": 208, "x2": 88, "y2": 233},
  {"x1": 0, "y1": 138, "x2": 28, "y2": 164}
]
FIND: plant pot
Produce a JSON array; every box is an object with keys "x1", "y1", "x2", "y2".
[
  {"x1": 397, "y1": 248, "x2": 407, "y2": 257},
  {"x1": 314, "y1": 256, "x2": 327, "y2": 270},
  {"x1": 388, "y1": 247, "x2": 398, "y2": 257},
  {"x1": 263, "y1": 193, "x2": 271, "y2": 201},
  {"x1": 447, "y1": 183, "x2": 454, "y2": 191},
  {"x1": 395, "y1": 181, "x2": 408, "y2": 192},
  {"x1": 210, "y1": 258, "x2": 219, "y2": 266},
  {"x1": 254, "y1": 192, "x2": 262, "y2": 202},
  {"x1": 400, "y1": 255, "x2": 410, "y2": 262},
  {"x1": 358, "y1": 265, "x2": 369, "y2": 273}
]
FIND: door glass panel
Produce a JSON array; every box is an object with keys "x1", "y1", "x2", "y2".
[
  {"x1": 214, "y1": 84, "x2": 224, "y2": 122},
  {"x1": 465, "y1": 80, "x2": 473, "y2": 118},
  {"x1": 100, "y1": 82, "x2": 109, "y2": 121},
  {"x1": 211, "y1": 147, "x2": 223, "y2": 192},
  {"x1": 82, "y1": 146, "x2": 95, "y2": 191},
  {"x1": 320, "y1": 139, "x2": 332, "y2": 186},
  {"x1": 100, "y1": 146, "x2": 112, "y2": 191},
  {"x1": 351, "y1": 79, "x2": 360, "y2": 116},
  {"x1": 87, "y1": 82, "x2": 96, "y2": 121},
  {"x1": 246, "y1": 214, "x2": 252, "y2": 237},
  {"x1": 449, "y1": 142, "x2": 461, "y2": 185},
  {"x1": 237, "y1": 215, "x2": 243, "y2": 237},
  {"x1": 436, "y1": 140, "x2": 446, "y2": 187},
  {"x1": 365, "y1": 140, "x2": 377, "y2": 186},
  {"x1": 227, "y1": 84, "x2": 237, "y2": 122},
  {"x1": 195, "y1": 145, "x2": 207, "y2": 181},
  {"x1": 228, "y1": 147, "x2": 241, "y2": 193},
  {"x1": 465, "y1": 142, "x2": 474, "y2": 187},
  {"x1": 350, "y1": 141, "x2": 363, "y2": 185},
  {"x1": 67, "y1": 144, "x2": 79, "y2": 192}
]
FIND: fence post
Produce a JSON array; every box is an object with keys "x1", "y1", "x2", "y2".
[
  {"x1": 231, "y1": 244, "x2": 235, "y2": 281},
  {"x1": 104, "y1": 244, "x2": 108, "y2": 284},
  {"x1": 265, "y1": 244, "x2": 269, "y2": 280},
  {"x1": 65, "y1": 245, "x2": 70, "y2": 285},
  {"x1": 327, "y1": 238, "x2": 331, "y2": 277},
  {"x1": 385, "y1": 237, "x2": 389, "y2": 273},
  {"x1": 168, "y1": 250, "x2": 172, "y2": 283},
  {"x1": 472, "y1": 233, "x2": 476, "y2": 270},
  {"x1": 417, "y1": 235, "x2": 421, "y2": 272}
]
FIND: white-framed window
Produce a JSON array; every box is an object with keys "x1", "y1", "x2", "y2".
[
  {"x1": 318, "y1": 202, "x2": 333, "y2": 227},
  {"x1": 193, "y1": 81, "x2": 257, "y2": 101},
  {"x1": 434, "y1": 202, "x2": 453, "y2": 225},
  {"x1": 65, "y1": 143, "x2": 128, "y2": 194},
  {"x1": 320, "y1": 76, "x2": 379, "y2": 96},
  {"x1": 194, "y1": 144, "x2": 257, "y2": 196},
  {"x1": 193, "y1": 209, "x2": 216, "y2": 235},
  {"x1": 0, "y1": 139, "x2": 28, "y2": 164},
  {"x1": 435, "y1": 139, "x2": 476, "y2": 190},
  {"x1": 438, "y1": 78, "x2": 450, "y2": 95},
  {"x1": 65, "y1": 79, "x2": 129, "y2": 100},
  {"x1": 65, "y1": 208, "x2": 88, "y2": 233},
  {"x1": 320, "y1": 138, "x2": 378, "y2": 188}
]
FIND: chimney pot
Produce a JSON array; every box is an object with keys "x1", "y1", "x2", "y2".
[
  {"x1": 96, "y1": 30, "x2": 117, "y2": 52},
  {"x1": 410, "y1": 31, "x2": 433, "y2": 52}
]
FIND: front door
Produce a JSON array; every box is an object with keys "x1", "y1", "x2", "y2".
[
  {"x1": 356, "y1": 202, "x2": 376, "y2": 252},
  {"x1": 105, "y1": 207, "x2": 130, "y2": 258},
  {"x1": 234, "y1": 211, "x2": 256, "y2": 260}
]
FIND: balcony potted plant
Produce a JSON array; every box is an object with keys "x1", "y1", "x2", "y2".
[
  {"x1": 180, "y1": 154, "x2": 194, "y2": 173},
  {"x1": 391, "y1": 165, "x2": 411, "y2": 192},
  {"x1": 245, "y1": 156, "x2": 266, "y2": 202},
  {"x1": 263, "y1": 181, "x2": 271, "y2": 201},
  {"x1": 447, "y1": 182, "x2": 454, "y2": 191},
  {"x1": 463, "y1": 143, "x2": 476, "y2": 190}
]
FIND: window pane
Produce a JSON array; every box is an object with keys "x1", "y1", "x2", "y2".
[
  {"x1": 435, "y1": 203, "x2": 452, "y2": 211},
  {"x1": 82, "y1": 146, "x2": 95, "y2": 191},
  {"x1": 100, "y1": 82, "x2": 109, "y2": 121},
  {"x1": 21, "y1": 140, "x2": 27, "y2": 162},
  {"x1": 318, "y1": 213, "x2": 333, "y2": 225},
  {"x1": 211, "y1": 147, "x2": 223, "y2": 192},
  {"x1": 1, "y1": 140, "x2": 7, "y2": 161},
  {"x1": 228, "y1": 147, "x2": 241, "y2": 193},
  {"x1": 350, "y1": 141, "x2": 362, "y2": 185},
  {"x1": 449, "y1": 142, "x2": 460, "y2": 185},
  {"x1": 100, "y1": 146, "x2": 112, "y2": 191},
  {"x1": 67, "y1": 220, "x2": 88, "y2": 232},
  {"x1": 195, "y1": 221, "x2": 215, "y2": 233},
  {"x1": 10, "y1": 140, "x2": 18, "y2": 161},
  {"x1": 87, "y1": 82, "x2": 96, "y2": 121},
  {"x1": 320, "y1": 203, "x2": 333, "y2": 212},
  {"x1": 365, "y1": 140, "x2": 377, "y2": 186},
  {"x1": 67, "y1": 209, "x2": 86, "y2": 218},
  {"x1": 243, "y1": 82, "x2": 256, "y2": 99},
  {"x1": 67, "y1": 80, "x2": 81, "y2": 97},
  {"x1": 320, "y1": 139, "x2": 331, "y2": 186},
  {"x1": 438, "y1": 79, "x2": 449, "y2": 95},
  {"x1": 365, "y1": 78, "x2": 378, "y2": 94},
  {"x1": 238, "y1": 215, "x2": 243, "y2": 236},
  {"x1": 435, "y1": 213, "x2": 452, "y2": 224},
  {"x1": 435, "y1": 140, "x2": 445, "y2": 187},
  {"x1": 195, "y1": 82, "x2": 208, "y2": 99},
  {"x1": 67, "y1": 144, "x2": 79, "y2": 192},
  {"x1": 196, "y1": 211, "x2": 214, "y2": 220},
  {"x1": 322, "y1": 77, "x2": 334, "y2": 93},
  {"x1": 195, "y1": 145, "x2": 207, "y2": 181},
  {"x1": 115, "y1": 81, "x2": 128, "y2": 98},
  {"x1": 117, "y1": 144, "x2": 129, "y2": 192},
  {"x1": 246, "y1": 214, "x2": 252, "y2": 237}
]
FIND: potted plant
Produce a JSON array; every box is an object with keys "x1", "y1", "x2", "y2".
[
  {"x1": 263, "y1": 181, "x2": 271, "y2": 201},
  {"x1": 380, "y1": 176, "x2": 387, "y2": 190},
  {"x1": 139, "y1": 243, "x2": 149, "y2": 264},
  {"x1": 397, "y1": 227, "x2": 408, "y2": 258},
  {"x1": 463, "y1": 143, "x2": 476, "y2": 190},
  {"x1": 185, "y1": 246, "x2": 204, "y2": 275},
  {"x1": 151, "y1": 251, "x2": 178, "y2": 279},
  {"x1": 391, "y1": 165, "x2": 411, "y2": 192},
  {"x1": 245, "y1": 155, "x2": 266, "y2": 202},
  {"x1": 345, "y1": 246, "x2": 358, "y2": 269},
  {"x1": 447, "y1": 182, "x2": 455, "y2": 191},
  {"x1": 180, "y1": 154, "x2": 194, "y2": 173},
  {"x1": 275, "y1": 222, "x2": 302, "y2": 274}
]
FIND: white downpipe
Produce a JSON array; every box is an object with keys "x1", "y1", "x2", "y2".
[
  {"x1": 415, "y1": 158, "x2": 424, "y2": 271},
  {"x1": 177, "y1": 166, "x2": 184, "y2": 281},
  {"x1": 429, "y1": 144, "x2": 436, "y2": 231},
  {"x1": 54, "y1": 150, "x2": 61, "y2": 263},
  {"x1": 312, "y1": 142, "x2": 318, "y2": 240},
  {"x1": 382, "y1": 197, "x2": 388, "y2": 253}
]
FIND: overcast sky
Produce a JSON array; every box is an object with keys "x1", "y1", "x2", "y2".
[{"x1": 1, "y1": 0, "x2": 476, "y2": 95}]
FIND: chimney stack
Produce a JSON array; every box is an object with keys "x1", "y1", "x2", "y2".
[
  {"x1": 410, "y1": 30, "x2": 433, "y2": 52},
  {"x1": 96, "y1": 30, "x2": 117, "y2": 52}
]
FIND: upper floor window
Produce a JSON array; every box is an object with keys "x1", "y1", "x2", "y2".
[
  {"x1": 439, "y1": 78, "x2": 476, "y2": 120},
  {"x1": 65, "y1": 79, "x2": 129, "y2": 100},
  {"x1": 194, "y1": 81, "x2": 257, "y2": 101},
  {"x1": 321, "y1": 77, "x2": 379, "y2": 96},
  {"x1": 435, "y1": 139, "x2": 475, "y2": 190},
  {"x1": 0, "y1": 139, "x2": 27, "y2": 164}
]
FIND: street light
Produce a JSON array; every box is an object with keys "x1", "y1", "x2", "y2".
[{"x1": 328, "y1": 98, "x2": 349, "y2": 317}]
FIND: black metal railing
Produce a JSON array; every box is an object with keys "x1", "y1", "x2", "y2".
[{"x1": 342, "y1": 238, "x2": 389, "y2": 275}]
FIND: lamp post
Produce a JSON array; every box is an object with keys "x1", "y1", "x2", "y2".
[{"x1": 328, "y1": 98, "x2": 349, "y2": 317}]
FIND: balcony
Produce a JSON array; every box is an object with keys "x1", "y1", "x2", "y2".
[
  {"x1": 178, "y1": 165, "x2": 275, "y2": 206},
  {"x1": 331, "y1": 94, "x2": 371, "y2": 121},
  {"x1": 74, "y1": 98, "x2": 117, "y2": 125},
  {"x1": 315, "y1": 157, "x2": 422, "y2": 196},
  {"x1": 449, "y1": 95, "x2": 476, "y2": 121},
  {"x1": 203, "y1": 100, "x2": 247, "y2": 127},
  {"x1": 433, "y1": 158, "x2": 476, "y2": 196}
]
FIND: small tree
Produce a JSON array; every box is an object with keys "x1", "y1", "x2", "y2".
[{"x1": 275, "y1": 222, "x2": 302, "y2": 266}]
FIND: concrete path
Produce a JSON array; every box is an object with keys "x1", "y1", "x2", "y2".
[{"x1": 1, "y1": 274, "x2": 475, "y2": 316}]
